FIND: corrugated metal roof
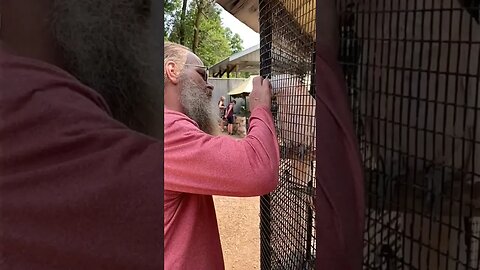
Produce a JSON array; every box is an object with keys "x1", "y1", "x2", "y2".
[{"x1": 208, "y1": 44, "x2": 260, "y2": 77}]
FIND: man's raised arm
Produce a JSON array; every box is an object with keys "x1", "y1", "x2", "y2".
[{"x1": 164, "y1": 77, "x2": 280, "y2": 197}]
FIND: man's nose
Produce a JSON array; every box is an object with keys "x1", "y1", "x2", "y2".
[{"x1": 206, "y1": 82, "x2": 214, "y2": 91}]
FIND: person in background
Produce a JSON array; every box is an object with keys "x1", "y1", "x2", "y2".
[
  {"x1": 218, "y1": 96, "x2": 226, "y2": 132},
  {"x1": 225, "y1": 99, "x2": 237, "y2": 135},
  {"x1": 164, "y1": 41, "x2": 280, "y2": 269}
]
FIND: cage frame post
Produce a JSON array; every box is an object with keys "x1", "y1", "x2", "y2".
[{"x1": 259, "y1": 0, "x2": 273, "y2": 269}]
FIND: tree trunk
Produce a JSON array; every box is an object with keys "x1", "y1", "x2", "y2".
[
  {"x1": 192, "y1": 0, "x2": 203, "y2": 53},
  {"x1": 179, "y1": 0, "x2": 188, "y2": 45}
]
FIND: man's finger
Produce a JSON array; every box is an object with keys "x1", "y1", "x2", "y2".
[
  {"x1": 263, "y1": 78, "x2": 272, "y2": 90},
  {"x1": 252, "y1": 76, "x2": 263, "y2": 89},
  {"x1": 263, "y1": 74, "x2": 271, "y2": 82}
]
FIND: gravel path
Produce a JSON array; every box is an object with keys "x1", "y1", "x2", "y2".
[{"x1": 214, "y1": 196, "x2": 261, "y2": 270}]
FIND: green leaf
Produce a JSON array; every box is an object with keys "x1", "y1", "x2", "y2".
[{"x1": 165, "y1": 1, "x2": 244, "y2": 66}]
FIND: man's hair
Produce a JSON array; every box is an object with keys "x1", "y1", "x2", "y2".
[{"x1": 164, "y1": 42, "x2": 190, "y2": 80}]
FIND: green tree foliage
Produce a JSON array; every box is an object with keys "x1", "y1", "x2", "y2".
[
  {"x1": 164, "y1": 0, "x2": 180, "y2": 14},
  {"x1": 225, "y1": 28, "x2": 243, "y2": 54},
  {"x1": 165, "y1": 0, "x2": 244, "y2": 67},
  {"x1": 164, "y1": 0, "x2": 181, "y2": 39}
]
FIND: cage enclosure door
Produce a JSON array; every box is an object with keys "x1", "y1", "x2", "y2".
[
  {"x1": 337, "y1": 0, "x2": 480, "y2": 268},
  {"x1": 259, "y1": 0, "x2": 317, "y2": 269}
]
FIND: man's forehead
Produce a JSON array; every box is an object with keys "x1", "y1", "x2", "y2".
[{"x1": 185, "y1": 52, "x2": 204, "y2": 66}]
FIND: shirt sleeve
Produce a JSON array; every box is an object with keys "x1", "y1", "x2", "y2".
[{"x1": 164, "y1": 106, "x2": 280, "y2": 196}]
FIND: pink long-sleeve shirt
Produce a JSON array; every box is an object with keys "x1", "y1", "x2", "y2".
[
  {"x1": 164, "y1": 107, "x2": 280, "y2": 269},
  {"x1": 0, "y1": 46, "x2": 164, "y2": 269}
]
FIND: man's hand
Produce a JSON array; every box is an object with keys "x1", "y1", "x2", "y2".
[{"x1": 249, "y1": 76, "x2": 272, "y2": 112}]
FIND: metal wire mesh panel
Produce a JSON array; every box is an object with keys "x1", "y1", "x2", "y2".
[
  {"x1": 337, "y1": 0, "x2": 480, "y2": 268},
  {"x1": 259, "y1": 0, "x2": 316, "y2": 269}
]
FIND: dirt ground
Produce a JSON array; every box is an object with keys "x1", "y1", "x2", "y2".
[{"x1": 214, "y1": 196, "x2": 260, "y2": 270}]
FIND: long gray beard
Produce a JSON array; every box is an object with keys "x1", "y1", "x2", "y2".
[
  {"x1": 180, "y1": 77, "x2": 219, "y2": 135},
  {"x1": 48, "y1": 0, "x2": 163, "y2": 138}
]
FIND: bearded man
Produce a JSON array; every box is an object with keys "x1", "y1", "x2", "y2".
[
  {"x1": 163, "y1": 42, "x2": 279, "y2": 269},
  {"x1": 0, "y1": 0, "x2": 279, "y2": 268}
]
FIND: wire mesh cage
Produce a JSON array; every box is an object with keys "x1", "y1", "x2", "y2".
[
  {"x1": 336, "y1": 0, "x2": 480, "y2": 269},
  {"x1": 259, "y1": 0, "x2": 317, "y2": 269}
]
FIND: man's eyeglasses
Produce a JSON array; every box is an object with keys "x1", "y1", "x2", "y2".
[{"x1": 184, "y1": 64, "x2": 209, "y2": 82}]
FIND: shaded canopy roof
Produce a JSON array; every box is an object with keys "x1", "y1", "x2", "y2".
[
  {"x1": 215, "y1": 0, "x2": 260, "y2": 32},
  {"x1": 208, "y1": 44, "x2": 260, "y2": 77},
  {"x1": 227, "y1": 76, "x2": 255, "y2": 96}
]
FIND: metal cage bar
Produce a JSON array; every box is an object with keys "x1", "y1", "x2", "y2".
[
  {"x1": 259, "y1": 0, "x2": 317, "y2": 269},
  {"x1": 259, "y1": 0, "x2": 480, "y2": 269},
  {"x1": 336, "y1": 0, "x2": 480, "y2": 269}
]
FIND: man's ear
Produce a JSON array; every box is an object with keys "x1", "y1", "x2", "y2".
[{"x1": 165, "y1": 61, "x2": 181, "y2": 85}]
